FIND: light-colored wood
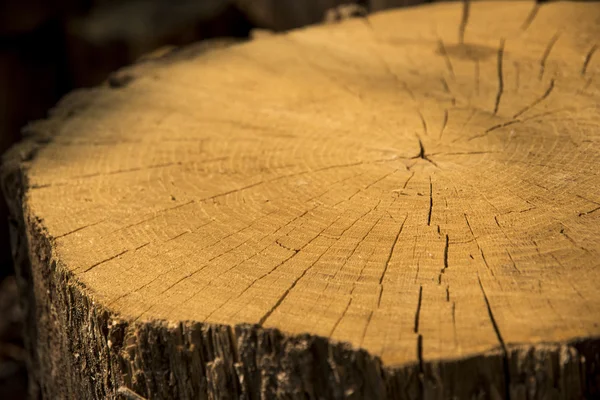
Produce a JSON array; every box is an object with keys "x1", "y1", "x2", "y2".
[{"x1": 3, "y1": 1, "x2": 600, "y2": 398}]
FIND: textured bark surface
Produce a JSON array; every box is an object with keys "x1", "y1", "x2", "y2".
[{"x1": 2, "y1": 1, "x2": 600, "y2": 399}]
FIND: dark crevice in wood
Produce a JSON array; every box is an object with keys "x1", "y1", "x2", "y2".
[
  {"x1": 82, "y1": 249, "x2": 129, "y2": 273},
  {"x1": 360, "y1": 310, "x2": 374, "y2": 345},
  {"x1": 411, "y1": 136, "x2": 439, "y2": 168},
  {"x1": 417, "y1": 111, "x2": 428, "y2": 135},
  {"x1": 440, "y1": 77, "x2": 451, "y2": 94},
  {"x1": 403, "y1": 171, "x2": 415, "y2": 190},
  {"x1": 493, "y1": 39, "x2": 505, "y2": 115},
  {"x1": 113, "y1": 200, "x2": 195, "y2": 233},
  {"x1": 451, "y1": 302, "x2": 457, "y2": 328},
  {"x1": 379, "y1": 215, "x2": 407, "y2": 285},
  {"x1": 578, "y1": 205, "x2": 600, "y2": 217},
  {"x1": 520, "y1": 3, "x2": 539, "y2": 31},
  {"x1": 559, "y1": 227, "x2": 592, "y2": 254},
  {"x1": 414, "y1": 286, "x2": 423, "y2": 333},
  {"x1": 468, "y1": 119, "x2": 520, "y2": 141},
  {"x1": 494, "y1": 215, "x2": 501, "y2": 228},
  {"x1": 364, "y1": 168, "x2": 399, "y2": 190},
  {"x1": 575, "y1": 193, "x2": 600, "y2": 206},
  {"x1": 427, "y1": 177, "x2": 433, "y2": 226},
  {"x1": 458, "y1": 0, "x2": 471, "y2": 44},
  {"x1": 417, "y1": 136, "x2": 426, "y2": 159},
  {"x1": 539, "y1": 33, "x2": 560, "y2": 80},
  {"x1": 133, "y1": 242, "x2": 150, "y2": 252},
  {"x1": 513, "y1": 78, "x2": 555, "y2": 119},
  {"x1": 275, "y1": 240, "x2": 299, "y2": 253},
  {"x1": 442, "y1": 234, "x2": 449, "y2": 278},
  {"x1": 506, "y1": 251, "x2": 521, "y2": 274},
  {"x1": 53, "y1": 219, "x2": 106, "y2": 239},
  {"x1": 164, "y1": 230, "x2": 191, "y2": 243},
  {"x1": 464, "y1": 213, "x2": 475, "y2": 237},
  {"x1": 582, "y1": 44, "x2": 597, "y2": 76},
  {"x1": 329, "y1": 297, "x2": 352, "y2": 338},
  {"x1": 437, "y1": 39, "x2": 455, "y2": 78},
  {"x1": 439, "y1": 109, "x2": 448, "y2": 139},
  {"x1": 439, "y1": 77, "x2": 457, "y2": 105},
  {"x1": 479, "y1": 248, "x2": 494, "y2": 277}
]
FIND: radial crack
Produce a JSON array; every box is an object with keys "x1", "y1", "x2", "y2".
[
  {"x1": 521, "y1": 3, "x2": 539, "y2": 31},
  {"x1": 539, "y1": 33, "x2": 560, "y2": 80},
  {"x1": 579, "y1": 206, "x2": 600, "y2": 217},
  {"x1": 54, "y1": 219, "x2": 106, "y2": 239},
  {"x1": 427, "y1": 177, "x2": 433, "y2": 226},
  {"x1": 513, "y1": 79, "x2": 555, "y2": 119},
  {"x1": 458, "y1": 0, "x2": 471, "y2": 44},
  {"x1": 411, "y1": 136, "x2": 439, "y2": 167},
  {"x1": 364, "y1": 169, "x2": 399, "y2": 190},
  {"x1": 493, "y1": 39, "x2": 505, "y2": 115},
  {"x1": 329, "y1": 297, "x2": 352, "y2": 338},
  {"x1": 439, "y1": 109, "x2": 449, "y2": 139},
  {"x1": 83, "y1": 249, "x2": 129, "y2": 273},
  {"x1": 360, "y1": 310, "x2": 375, "y2": 346},
  {"x1": 275, "y1": 240, "x2": 299, "y2": 253},
  {"x1": 468, "y1": 119, "x2": 520, "y2": 141},
  {"x1": 506, "y1": 251, "x2": 521, "y2": 274},
  {"x1": 437, "y1": 39, "x2": 455, "y2": 78},
  {"x1": 464, "y1": 213, "x2": 475, "y2": 236},
  {"x1": 414, "y1": 286, "x2": 423, "y2": 333},
  {"x1": 379, "y1": 215, "x2": 408, "y2": 285},
  {"x1": 480, "y1": 248, "x2": 495, "y2": 277},
  {"x1": 418, "y1": 137, "x2": 426, "y2": 159},
  {"x1": 559, "y1": 227, "x2": 592, "y2": 254},
  {"x1": 582, "y1": 44, "x2": 597, "y2": 76},
  {"x1": 438, "y1": 234, "x2": 450, "y2": 284},
  {"x1": 440, "y1": 77, "x2": 451, "y2": 94},
  {"x1": 403, "y1": 171, "x2": 415, "y2": 189},
  {"x1": 418, "y1": 111, "x2": 428, "y2": 136}
]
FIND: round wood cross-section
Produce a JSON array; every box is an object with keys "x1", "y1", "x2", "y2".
[{"x1": 3, "y1": 1, "x2": 600, "y2": 399}]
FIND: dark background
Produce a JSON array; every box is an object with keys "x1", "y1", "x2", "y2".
[{"x1": 0, "y1": 0, "x2": 551, "y2": 398}]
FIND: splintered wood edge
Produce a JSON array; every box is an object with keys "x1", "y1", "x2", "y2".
[{"x1": 2, "y1": 1, "x2": 600, "y2": 398}]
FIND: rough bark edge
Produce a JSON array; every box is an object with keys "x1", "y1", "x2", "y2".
[{"x1": 1, "y1": 63, "x2": 599, "y2": 400}]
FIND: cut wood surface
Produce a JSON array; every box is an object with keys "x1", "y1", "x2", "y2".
[{"x1": 2, "y1": 1, "x2": 600, "y2": 399}]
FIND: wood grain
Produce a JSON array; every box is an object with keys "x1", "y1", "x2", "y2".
[{"x1": 2, "y1": 1, "x2": 600, "y2": 398}]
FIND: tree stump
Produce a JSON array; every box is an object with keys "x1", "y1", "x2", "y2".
[{"x1": 2, "y1": 1, "x2": 600, "y2": 398}]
